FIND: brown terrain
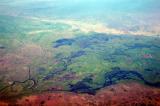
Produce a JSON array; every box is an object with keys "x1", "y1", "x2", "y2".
[{"x1": 0, "y1": 82, "x2": 160, "y2": 106}]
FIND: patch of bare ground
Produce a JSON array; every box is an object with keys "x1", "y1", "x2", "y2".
[
  {"x1": 1, "y1": 82, "x2": 158, "y2": 106},
  {"x1": 0, "y1": 43, "x2": 52, "y2": 79}
]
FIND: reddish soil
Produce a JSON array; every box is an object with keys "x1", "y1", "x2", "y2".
[{"x1": 1, "y1": 82, "x2": 160, "y2": 106}]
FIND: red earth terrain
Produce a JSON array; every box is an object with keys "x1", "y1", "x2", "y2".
[{"x1": 0, "y1": 82, "x2": 160, "y2": 106}]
